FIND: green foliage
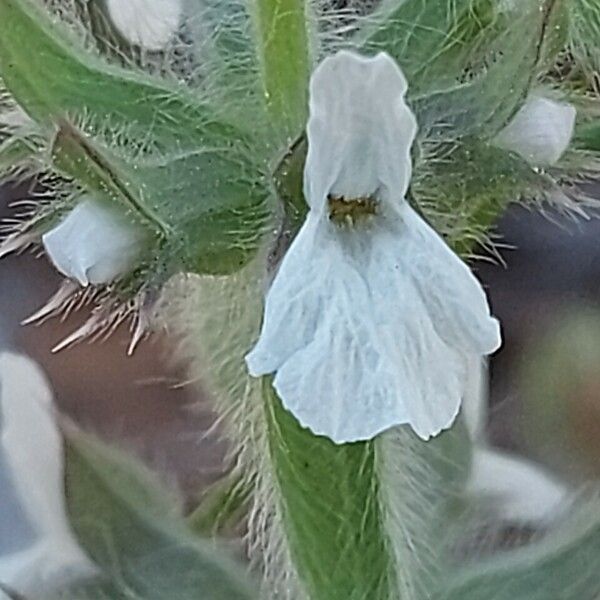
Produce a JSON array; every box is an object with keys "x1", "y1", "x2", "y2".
[
  {"x1": 0, "y1": 0, "x2": 227, "y2": 145},
  {"x1": 413, "y1": 0, "x2": 568, "y2": 137},
  {"x1": 362, "y1": 0, "x2": 499, "y2": 93},
  {"x1": 361, "y1": 0, "x2": 568, "y2": 137},
  {"x1": 62, "y1": 427, "x2": 258, "y2": 600},
  {"x1": 568, "y1": 0, "x2": 600, "y2": 83},
  {"x1": 0, "y1": 0, "x2": 271, "y2": 282},
  {"x1": 574, "y1": 120, "x2": 600, "y2": 152},
  {"x1": 188, "y1": 473, "x2": 251, "y2": 537},
  {"x1": 50, "y1": 122, "x2": 168, "y2": 238},
  {"x1": 50, "y1": 121, "x2": 270, "y2": 279},
  {"x1": 412, "y1": 137, "x2": 553, "y2": 255},
  {"x1": 436, "y1": 496, "x2": 600, "y2": 600},
  {"x1": 262, "y1": 382, "x2": 473, "y2": 600},
  {"x1": 0, "y1": 135, "x2": 33, "y2": 177}
]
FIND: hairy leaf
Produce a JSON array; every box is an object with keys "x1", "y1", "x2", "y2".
[
  {"x1": 412, "y1": 0, "x2": 568, "y2": 137},
  {"x1": 64, "y1": 428, "x2": 258, "y2": 600},
  {"x1": 362, "y1": 0, "x2": 499, "y2": 94},
  {"x1": 412, "y1": 137, "x2": 552, "y2": 254},
  {"x1": 437, "y1": 497, "x2": 600, "y2": 600},
  {"x1": 0, "y1": 0, "x2": 241, "y2": 147}
]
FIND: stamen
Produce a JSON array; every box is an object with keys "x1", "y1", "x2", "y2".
[{"x1": 327, "y1": 194, "x2": 378, "y2": 225}]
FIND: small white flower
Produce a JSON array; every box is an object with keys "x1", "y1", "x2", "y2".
[
  {"x1": 468, "y1": 447, "x2": 568, "y2": 524},
  {"x1": 463, "y1": 360, "x2": 569, "y2": 524},
  {"x1": 0, "y1": 353, "x2": 93, "y2": 596},
  {"x1": 246, "y1": 50, "x2": 501, "y2": 444},
  {"x1": 494, "y1": 95, "x2": 576, "y2": 167},
  {"x1": 105, "y1": 0, "x2": 183, "y2": 50},
  {"x1": 42, "y1": 198, "x2": 147, "y2": 286}
]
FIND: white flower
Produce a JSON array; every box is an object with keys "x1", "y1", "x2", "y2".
[
  {"x1": 42, "y1": 198, "x2": 146, "y2": 286},
  {"x1": 467, "y1": 447, "x2": 568, "y2": 524},
  {"x1": 494, "y1": 95, "x2": 576, "y2": 167},
  {"x1": 105, "y1": 0, "x2": 182, "y2": 50},
  {"x1": 462, "y1": 359, "x2": 569, "y2": 524},
  {"x1": 246, "y1": 50, "x2": 501, "y2": 444},
  {"x1": 0, "y1": 353, "x2": 93, "y2": 596}
]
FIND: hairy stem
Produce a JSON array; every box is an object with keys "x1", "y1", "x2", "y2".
[{"x1": 250, "y1": 0, "x2": 311, "y2": 138}]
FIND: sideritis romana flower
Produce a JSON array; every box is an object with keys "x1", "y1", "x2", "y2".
[
  {"x1": 494, "y1": 95, "x2": 576, "y2": 167},
  {"x1": 246, "y1": 50, "x2": 501, "y2": 444},
  {"x1": 42, "y1": 197, "x2": 147, "y2": 287},
  {"x1": 0, "y1": 353, "x2": 93, "y2": 596}
]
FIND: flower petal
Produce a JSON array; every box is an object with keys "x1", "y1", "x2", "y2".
[
  {"x1": 304, "y1": 50, "x2": 417, "y2": 213},
  {"x1": 248, "y1": 207, "x2": 499, "y2": 443},
  {"x1": 248, "y1": 50, "x2": 500, "y2": 443},
  {"x1": 399, "y1": 205, "x2": 501, "y2": 355}
]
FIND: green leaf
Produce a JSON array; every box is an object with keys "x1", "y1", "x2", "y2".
[
  {"x1": 361, "y1": 0, "x2": 499, "y2": 94},
  {"x1": 568, "y1": 0, "x2": 600, "y2": 80},
  {"x1": 51, "y1": 121, "x2": 170, "y2": 239},
  {"x1": 0, "y1": 135, "x2": 33, "y2": 177},
  {"x1": 63, "y1": 427, "x2": 258, "y2": 600},
  {"x1": 0, "y1": 0, "x2": 272, "y2": 276},
  {"x1": 437, "y1": 496, "x2": 600, "y2": 600},
  {"x1": 49, "y1": 116, "x2": 270, "y2": 277},
  {"x1": 574, "y1": 120, "x2": 600, "y2": 152},
  {"x1": 132, "y1": 145, "x2": 270, "y2": 275},
  {"x1": 250, "y1": 0, "x2": 311, "y2": 136},
  {"x1": 412, "y1": 0, "x2": 568, "y2": 137},
  {"x1": 360, "y1": 0, "x2": 567, "y2": 138},
  {"x1": 0, "y1": 0, "x2": 239, "y2": 147},
  {"x1": 188, "y1": 0, "x2": 257, "y2": 71}
]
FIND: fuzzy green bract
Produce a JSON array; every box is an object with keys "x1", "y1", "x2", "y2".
[{"x1": 2, "y1": 0, "x2": 600, "y2": 599}]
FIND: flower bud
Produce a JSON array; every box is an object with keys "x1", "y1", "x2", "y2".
[
  {"x1": 494, "y1": 96, "x2": 576, "y2": 167},
  {"x1": 42, "y1": 198, "x2": 146, "y2": 286},
  {"x1": 105, "y1": 0, "x2": 183, "y2": 50},
  {"x1": 468, "y1": 447, "x2": 569, "y2": 523}
]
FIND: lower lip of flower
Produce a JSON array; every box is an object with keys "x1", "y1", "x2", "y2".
[{"x1": 327, "y1": 194, "x2": 378, "y2": 225}]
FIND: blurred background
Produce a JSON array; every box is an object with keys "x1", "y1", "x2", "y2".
[{"x1": 1, "y1": 177, "x2": 599, "y2": 504}]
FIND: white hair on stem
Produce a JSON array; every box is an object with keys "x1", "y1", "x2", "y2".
[{"x1": 158, "y1": 263, "x2": 307, "y2": 600}]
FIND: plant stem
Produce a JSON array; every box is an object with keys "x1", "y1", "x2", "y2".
[{"x1": 251, "y1": 0, "x2": 311, "y2": 138}]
